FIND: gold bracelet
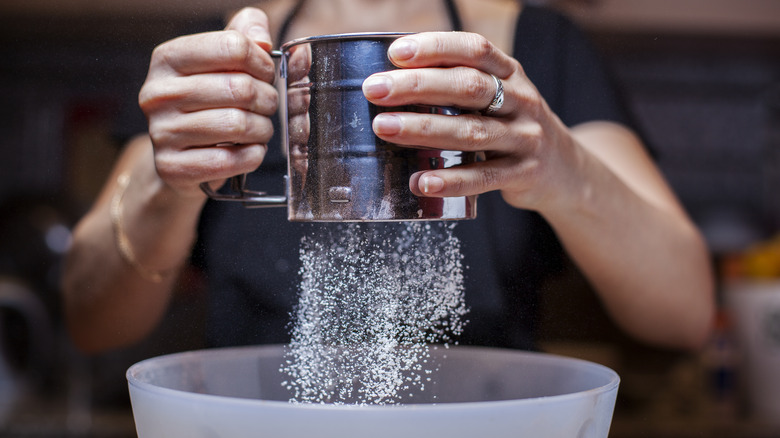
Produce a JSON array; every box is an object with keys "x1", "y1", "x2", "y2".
[{"x1": 110, "y1": 172, "x2": 172, "y2": 283}]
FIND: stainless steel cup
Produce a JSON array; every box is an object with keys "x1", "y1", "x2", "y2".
[{"x1": 201, "y1": 32, "x2": 478, "y2": 222}]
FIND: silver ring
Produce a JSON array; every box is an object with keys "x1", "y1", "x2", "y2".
[{"x1": 482, "y1": 74, "x2": 504, "y2": 115}]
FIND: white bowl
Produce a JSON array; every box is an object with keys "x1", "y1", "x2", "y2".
[{"x1": 127, "y1": 344, "x2": 619, "y2": 438}]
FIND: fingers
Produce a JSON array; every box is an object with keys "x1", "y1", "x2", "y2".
[
  {"x1": 140, "y1": 73, "x2": 278, "y2": 116},
  {"x1": 156, "y1": 143, "x2": 268, "y2": 190},
  {"x1": 360, "y1": 31, "x2": 553, "y2": 202},
  {"x1": 148, "y1": 7, "x2": 274, "y2": 81},
  {"x1": 150, "y1": 31, "x2": 275, "y2": 82},
  {"x1": 364, "y1": 67, "x2": 510, "y2": 115},
  {"x1": 365, "y1": 32, "x2": 535, "y2": 118},
  {"x1": 137, "y1": 7, "x2": 279, "y2": 198},
  {"x1": 149, "y1": 108, "x2": 275, "y2": 151},
  {"x1": 388, "y1": 32, "x2": 516, "y2": 78},
  {"x1": 372, "y1": 112, "x2": 517, "y2": 153},
  {"x1": 409, "y1": 157, "x2": 525, "y2": 198},
  {"x1": 141, "y1": 69, "x2": 278, "y2": 151},
  {"x1": 225, "y1": 7, "x2": 273, "y2": 50},
  {"x1": 376, "y1": 111, "x2": 547, "y2": 200}
]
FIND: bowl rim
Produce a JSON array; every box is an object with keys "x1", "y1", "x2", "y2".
[{"x1": 126, "y1": 344, "x2": 620, "y2": 412}]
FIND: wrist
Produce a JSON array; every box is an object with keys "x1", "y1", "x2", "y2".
[
  {"x1": 502, "y1": 120, "x2": 593, "y2": 219},
  {"x1": 111, "y1": 167, "x2": 205, "y2": 281},
  {"x1": 111, "y1": 173, "x2": 176, "y2": 283}
]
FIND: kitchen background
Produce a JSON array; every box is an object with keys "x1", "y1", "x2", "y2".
[{"x1": 1, "y1": 0, "x2": 779, "y2": 436}]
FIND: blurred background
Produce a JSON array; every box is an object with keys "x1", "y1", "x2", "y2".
[{"x1": 1, "y1": 0, "x2": 779, "y2": 436}]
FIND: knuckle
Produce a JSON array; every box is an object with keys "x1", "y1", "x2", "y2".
[
  {"x1": 480, "y1": 166, "x2": 503, "y2": 189},
  {"x1": 206, "y1": 144, "x2": 263, "y2": 177},
  {"x1": 517, "y1": 85, "x2": 543, "y2": 114},
  {"x1": 147, "y1": 120, "x2": 179, "y2": 152},
  {"x1": 153, "y1": 150, "x2": 183, "y2": 182},
  {"x1": 432, "y1": 36, "x2": 448, "y2": 58},
  {"x1": 222, "y1": 108, "x2": 249, "y2": 138},
  {"x1": 138, "y1": 81, "x2": 168, "y2": 113},
  {"x1": 268, "y1": 87, "x2": 280, "y2": 111},
  {"x1": 254, "y1": 117, "x2": 275, "y2": 144},
  {"x1": 208, "y1": 147, "x2": 236, "y2": 175},
  {"x1": 469, "y1": 33, "x2": 494, "y2": 62},
  {"x1": 462, "y1": 119, "x2": 491, "y2": 150},
  {"x1": 449, "y1": 175, "x2": 468, "y2": 194},
  {"x1": 150, "y1": 42, "x2": 165, "y2": 60},
  {"x1": 530, "y1": 97, "x2": 547, "y2": 121},
  {"x1": 259, "y1": 59, "x2": 277, "y2": 84},
  {"x1": 418, "y1": 116, "x2": 435, "y2": 136},
  {"x1": 137, "y1": 84, "x2": 155, "y2": 112},
  {"x1": 241, "y1": 144, "x2": 268, "y2": 170},
  {"x1": 510, "y1": 58, "x2": 526, "y2": 77},
  {"x1": 219, "y1": 31, "x2": 252, "y2": 64},
  {"x1": 406, "y1": 70, "x2": 424, "y2": 93},
  {"x1": 147, "y1": 124, "x2": 163, "y2": 145},
  {"x1": 523, "y1": 122, "x2": 545, "y2": 151},
  {"x1": 226, "y1": 74, "x2": 257, "y2": 106},
  {"x1": 460, "y1": 69, "x2": 492, "y2": 102},
  {"x1": 258, "y1": 85, "x2": 279, "y2": 114},
  {"x1": 150, "y1": 41, "x2": 174, "y2": 68}
]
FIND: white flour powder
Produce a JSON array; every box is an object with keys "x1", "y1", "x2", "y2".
[{"x1": 281, "y1": 222, "x2": 468, "y2": 404}]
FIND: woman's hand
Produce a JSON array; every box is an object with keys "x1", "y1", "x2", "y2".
[
  {"x1": 138, "y1": 7, "x2": 278, "y2": 200},
  {"x1": 362, "y1": 31, "x2": 582, "y2": 214},
  {"x1": 363, "y1": 32, "x2": 715, "y2": 349}
]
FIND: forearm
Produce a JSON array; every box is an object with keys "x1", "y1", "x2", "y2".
[
  {"x1": 62, "y1": 136, "x2": 205, "y2": 353},
  {"x1": 543, "y1": 123, "x2": 715, "y2": 349},
  {"x1": 63, "y1": 8, "x2": 280, "y2": 352}
]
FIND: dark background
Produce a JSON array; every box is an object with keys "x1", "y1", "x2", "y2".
[{"x1": 1, "y1": 1, "x2": 779, "y2": 436}]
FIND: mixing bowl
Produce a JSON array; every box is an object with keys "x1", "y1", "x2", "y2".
[{"x1": 127, "y1": 344, "x2": 619, "y2": 437}]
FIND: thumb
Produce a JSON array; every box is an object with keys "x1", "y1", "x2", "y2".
[{"x1": 225, "y1": 7, "x2": 274, "y2": 51}]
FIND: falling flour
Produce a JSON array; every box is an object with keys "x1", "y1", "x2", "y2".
[{"x1": 281, "y1": 222, "x2": 468, "y2": 405}]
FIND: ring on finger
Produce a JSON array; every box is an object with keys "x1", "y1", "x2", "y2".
[{"x1": 482, "y1": 74, "x2": 504, "y2": 116}]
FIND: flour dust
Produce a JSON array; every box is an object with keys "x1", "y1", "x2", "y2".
[{"x1": 281, "y1": 222, "x2": 468, "y2": 405}]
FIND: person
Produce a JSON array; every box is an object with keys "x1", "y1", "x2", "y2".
[{"x1": 61, "y1": 0, "x2": 715, "y2": 354}]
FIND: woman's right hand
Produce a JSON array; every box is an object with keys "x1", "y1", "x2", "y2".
[{"x1": 139, "y1": 7, "x2": 278, "y2": 200}]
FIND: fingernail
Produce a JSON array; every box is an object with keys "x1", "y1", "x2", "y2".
[
  {"x1": 247, "y1": 25, "x2": 272, "y2": 48},
  {"x1": 372, "y1": 114, "x2": 401, "y2": 135},
  {"x1": 389, "y1": 38, "x2": 417, "y2": 62},
  {"x1": 362, "y1": 75, "x2": 391, "y2": 99},
  {"x1": 422, "y1": 175, "x2": 444, "y2": 194}
]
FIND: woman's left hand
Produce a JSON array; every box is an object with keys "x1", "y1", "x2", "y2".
[
  {"x1": 362, "y1": 31, "x2": 584, "y2": 214},
  {"x1": 363, "y1": 32, "x2": 715, "y2": 351}
]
